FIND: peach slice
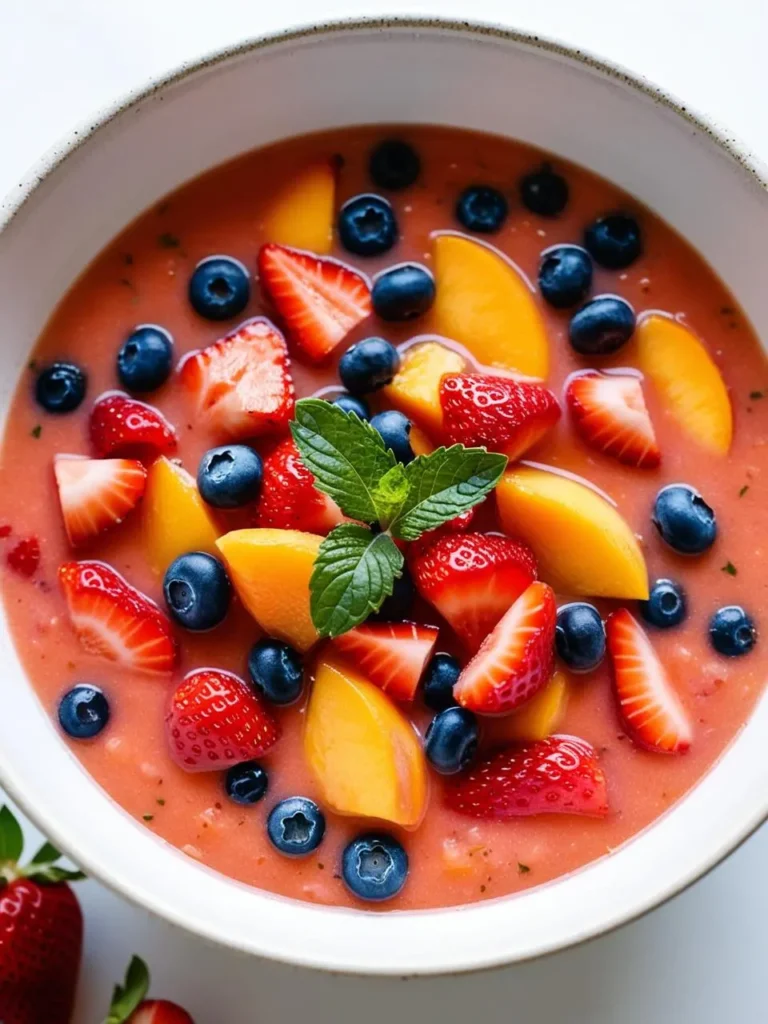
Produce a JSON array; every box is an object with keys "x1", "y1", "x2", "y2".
[
  {"x1": 143, "y1": 456, "x2": 220, "y2": 575},
  {"x1": 485, "y1": 671, "x2": 569, "y2": 745},
  {"x1": 304, "y1": 655, "x2": 428, "y2": 827},
  {"x1": 496, "y1": 466, "x2": 649, "y2": 599},
  {"x1": 262, "y1": 162, "x2": 335, "y2": 254},
  {"x1": 409, "y1": 425, "x2": 435, "y2": 456},
  {"x1": 430, "y1": 233, "x2": 549, "y2": 378},
  {"x1": 216, "y1": 528, "x2": 320, "y2": 651},
  {"x1": 383, "y1": 340, "x2": 466, "y2": 436},
  {"x1": 634, "y1": 313, "x2": 732, "y2": 455}
]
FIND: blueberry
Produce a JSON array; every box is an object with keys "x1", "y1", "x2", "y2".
[
  {"x1": 163, "y1": 552, "x2": 231, "y2": 631},
  {"x1": 338, "y1": 194, "x2": 398, "y2": 257},
  {"x1": 652, "y1": 484, "x2": 717, "y2": 555},
  {"x1": 248, "y1": 638, "x2": 304, "y2": 706},
  {"x1": 640, "y1": 579, "x2": 687, "y2": 629},
  {"x1": 519, "y1": 165, "x2": 569, "y2": 217},
  {"x1": 370, "y1": 566, "x2": 415, "y2": 622},
  {"x1": 369, "y1": 140, "x2": 420, "y2": 191},
  {"x1": 34, "y1": 362, "x2": 87, "y2": 414},
  {"x1": 710, "y1": 606, "x2": 757, "y2": 657},
  {"x1": 425, "y1": 707, "x2": 478, "y2": 775},
  {"x1": 188, "y1": 256, "x2": 250, "y2": 320},
  {"x1": 539, "y1": 245, "x2": 593, "y2": 309},
  {"x1": 225, "y1": 761, "x2": 269, "y2": 805},
  {"x1": 342, "y1": 833, "x2": 408, "y2": 902},
  {"x1": 58, "y1": 684, "x2": 110, "y2": 739},
  {"x1": 372, "y1": 264, "x2": 435, "y2": 322},
  {"x1": 198, "y1": 444, "x2": 262, "y2": 509},
  {"x1": 370, "y1": 410, "x2": 414, "y2": 465},
  {"x1": 569, "y1": 295, "x2": 635, "y2": 355},
  {"x1": 584, "y1": 213, "x2": 642, "y2": 269},
  {"x1": 267, "y1": 797, "x2": 325, "y2": 856},
  {"x1": 422, "y1": 652, "x2": 461, "y2": 711},
  {"x1": 117, "y1": 325, "x2": 173, "y2": 393},
  {"x1": 455, "y1": 186, "x2": 509, "y2": 233},
  {"x1": 331, "y1": 393, "x2": 371, "y2": 420},
  {"x1": 555, "y1": 603, "x2": 606, "y2": 672},
  {"x1": 339, "y1": 338, "x2": 400, "y2": 394}
]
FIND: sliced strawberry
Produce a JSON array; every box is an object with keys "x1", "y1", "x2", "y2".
[
  {"x1": 58, "y1": 560, "x2": 176, "y2": 675},
  {"x1": 566, "y1": 371, "x2": 660, "y2": 468},
  {"x1": 54, "y1": 455, "x2": 147, "y2": 547},
  {"x1": 331, "y1": 621, "x2": 439, "y2": 702},
  {"x1": 447, "y1": 734, "x2": 609, "y2": 819},
  {"x1": 179, "y1": 317, "x2": 295, "y2": 440},
  {"x1": 409, "y1": 532, "x2": 537, "y2": 652},
  {"x1": 439, "y1": 373, "x2": 561, "y2": 460},
  {"x1": 412, "y1": 507, "x2": 476, "y2": 555},
  {"x1": 258, "y1": 243, "x2": 372, "y2": 362},
  {"x1": 7, "y1": 537, "x2": 40, "y2": 577},
  {"x1": 453, "y1": 580, "x2": 556, "y2": 714},
  {"x1": 607, "y1": 608, "x2": 692, "y2": 753},
  {"x1": 89, "y1": 393, "x2": 177, "y2": 458},
  {"x1": 166, "y1": 668, "x2": 280, "y2": 772},
  {"x1": 251, "y1": 436, "x2": 345, "y2": 534}
]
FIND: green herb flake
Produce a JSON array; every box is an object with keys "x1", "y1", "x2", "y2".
[
  {"x1": 739, "y1": 485, "x2": 749, "y2": 498},
  {"x1": 156, "y1": 798, "x2": 165, "y2": 807},
  {"x1": 518, "y1": 862, "x2": 531, "y2": 875},
  {"x1": 721, "y1": 561, "x2": 738, "y2": 576},
  {"x1": 157, "y1": 232, "x2": 181, "y2": 249},
  {"x1": 123, "y1": 252, "x2": 134, "y2": 266},
  {"x1": 30, "y1": 424, "x2": 42, "y2": 439},
  {"x1": 142, "y1": 814, "x2": 154, "y2": 822},
  {"x1": 750, "y1": 390, "x2": 765, "y2": 401},
  {"x1": 27, "y1": 359, "x2": 37, "y2": 372}
]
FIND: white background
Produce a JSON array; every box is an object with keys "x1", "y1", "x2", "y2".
[{"x1": 2, "y1": 1, "x2": 768, "y2": 1020}]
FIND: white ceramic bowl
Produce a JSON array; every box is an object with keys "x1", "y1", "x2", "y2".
[{"x1": 1, "y1": 17, "x2": 767, "y2": 976}]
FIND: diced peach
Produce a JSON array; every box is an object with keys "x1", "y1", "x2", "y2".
[
  {"x1": 143, "y1": 457, "x2": 220, "y2": 575},
  {"x1": 216, "y1": 528, "x2": 320, "y2": 652},
  {"x1": 496, "y1": 466, "x2": 649, "y2": 599},
  {"x1": 410, "y1": 425, "x2": 435, "y2": 456},
  {"x1": 430, "y1": 234, "x2": 549, "y2": 378},
  {"x1": 261, "y1": 162, "x2": 335, "y2": 254},
  {"x1": 485, "y1": 671, "x2": 569, "y2": 745},
  {"x1": 383, "y1": 341, "x2": 466, "y2": 436},
  {"x1": 304, "y1": 655, "x2": 428, "y2": 828}
]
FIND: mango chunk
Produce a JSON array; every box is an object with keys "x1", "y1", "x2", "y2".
[
  {"x1": 410, "y1": 425, "x2": 435, "y2": 456},
  {"x1": 486, "y1": 672, "x2": 569, "y2": 745},
  {"x1": 496, "y1": 466, "x2": 649, "y2": 599},
  {"x1": 383, "y1": 341, "x2": 466, "y2": 436},
  {"x1": 216, "y1": 528, "x2": 320, "y2": 651},
  {"x1": 143, "y1": 457, "x2": 220, "y2": 575},
  {"x1": 262, "y1": 162, "x2": 335, "y2": 254},
  {"x1": 304, "y1": 656, "x2": 428, "y2": 828}
]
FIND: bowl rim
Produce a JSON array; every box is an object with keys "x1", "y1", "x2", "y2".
[{"x1": 2, "y1": 13, "x2": 768, "y2": 975}]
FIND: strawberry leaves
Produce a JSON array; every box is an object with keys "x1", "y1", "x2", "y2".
[
  {"x1": 0, "y1": 805, "x2": 24, "y2": 865},
  {"x1": 107, "y1": 955, "x2": 150, "y2": 1024},
  {"x1": 0, "y1": 804, "x2": 85, "y2": 885}
]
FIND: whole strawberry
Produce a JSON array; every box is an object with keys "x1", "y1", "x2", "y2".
[
  {"x1": 106, "y1": 955, "x2": 195, "y2": 1023},
  {"x1": 0, "y1": 805, "x2": 84, "y2": 1024}
]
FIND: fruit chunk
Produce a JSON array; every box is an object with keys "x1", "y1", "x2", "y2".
[
  {"x1": 89, "y1": 393, "x2": 177, "y2": 458},
  {"x1": 262, "y1": 161, "x2": 335, "y2": 254},
  {"x1": 566, "y1": 371, "x2": 660, "y2": 468},
  {"x1": 58, "y1": 560, "x2": 176, "y2": 675},
  {"x1": 634, "y1": 313, "x2": 732, "y2": 455},
  {"x1": 497, "y1": 466, "x2": 649, "y2": 600},
  {"x1": 485, "y1": 671, "x2": 569, "y2": 745},
  {"x1": 258, "y1": 244, "x2": 372, "y2": 361},
  {"x1": 331, "y1": 621, "x2": 439, "y2": 702},
  {"x1": 304, "y1": 655, "x2": 428, "y2": 827},
  {"x1": 252, "y1": 436, "x2": 346, "y2": 534},
  {"x1": 440, "y1": 373, "x2": 561, "y2": 459},
  {"x1": 216, "y1": 528, "x2": 320, "y2": 651},
  {"x1": 431, "y1": 233, "x2": 549, "y2": 377},
  {"x1": 54, "y1": 455, "x2": 147, "y2": 547},
  {"x1": 383, "y1": 341, "x2": 466, "y2": 436},
  {"x1": 6, "y1": 537, "x2": 40, "y2": 578},
  {"x1": 409, "y1": 425, "x2": 435, "y2": 456},
  {"x1": 410, "y1": 532, "x2": 536, "y2": 651},
  {"x1": 179, "y1": 317, "x2": 295, "y2": 440},
  {"x1": 607, "y1": 608, "x2": 692, "y2": 753},
  {"x1": 143, "y1": 457, "x2": 220, "y2": 574},
  {"x1": 447, "y1": 734, "x2": 609, "y2": 819},
  {"x1": 454, "y1": 581, "x2": 556, "y2": 714}
]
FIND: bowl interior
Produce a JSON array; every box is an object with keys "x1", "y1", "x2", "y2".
[{"x1": 0, "y1": 20, "x2": 766, "y2": 974}]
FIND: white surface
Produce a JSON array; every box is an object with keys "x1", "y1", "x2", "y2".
[{"x1": 2, "y1": 0, "x2": 768, "y2": 1019}]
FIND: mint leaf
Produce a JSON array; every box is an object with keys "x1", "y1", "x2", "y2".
[
  {"x1": 371, "y1": 464, "x2": 410, "y2": 525},
  {"x1": 310, "y1": 524, "x2": 404, "y2": 637},
  {"x1": 391, "y1": 446, "x2": 507, "y2": 540},
  {"x1": 107, "y1": 956, "x2": 150, "y2": 1024},
  {"x1": 0, "y1": 805, "x2": 24, "y2": 865},
  {"x1": 291, "y1": 399, "x2": 396, "y2": 522}
]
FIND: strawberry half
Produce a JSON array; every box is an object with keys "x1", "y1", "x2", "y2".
[
  {"x1": 447, "y1": 734, "x2": 609, "y2": 819},
  {"x1": 179, "y1": 317, "x2": 295, "y2": 440},
  {"x1": 258, "y1": 243, "x2": 372, "y2": 362},
  {"x1": 439, "y1": 373, "x2": 561, "y2": 460},
  {"x1": 251, "y1": 436, "x2": 345, "y2": 534},
  {"x1": 54, "y1": 455, "x2": 147, "y2": 547},
  {"x1": 331, "y1": 621, "x2": 439, "y2": 702},
  {"x1": 89, "y1": 392, "x2": 177, "y2": 458},
  {"x1": 409, "y1": 532, "x2": 537, "y2": 652},
  {"x1": 453, "y1": 580, "x2": 556, "y2": 714},
  {"x1": 607, "y1": 608, "x2": 692, "y2": 753},
  {"x1": 566, "y1": 371, "x2": 661, "y2": 468},
  {"x1": 166, "y1": 668, "x2": 280, "y2": 772},
  {"x1": 59, "y1": 560, "x2": 177, "y2": 675}
]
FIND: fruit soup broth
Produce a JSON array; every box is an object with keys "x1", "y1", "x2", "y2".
[{"x1": 2, "y1": 125, "x2": 767, "y2": 911}]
